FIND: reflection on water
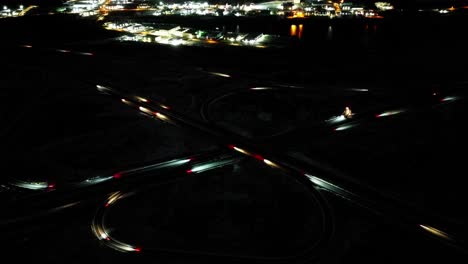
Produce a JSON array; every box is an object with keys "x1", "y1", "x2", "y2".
[
  {"x1": 327, "y1": 25, "x2": 333, "y2": 40},
  {"x1": 290, "y1": 24, "x2": 303, "y2": 39},
  {"x1": 290, "y1": 24, "x2": 297, "y2": 36},
  {"x1": 286, "y1": 21, "x2": 382, "y2": 45}
]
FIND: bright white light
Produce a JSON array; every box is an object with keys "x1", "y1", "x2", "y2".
[
  {"x1": 188, "y1": 159, "x2": 238, "y2": 174},
  {"x1": 326, "y1": 115, "x2": 346, "y2": 124},
  {"x1": 170, "y1": 159, "x2": 191, "y2": 165},
  {"x1": 78, "y1": 52, "x2": 93, "y2": 56},
  {"x1": 93, "y1": 225, "x2": 110, "y2": 241},
  {"x1": 232, "y1": 146, "x2": 250, "y2": 156},
  {"x1": 119, "y1": 245, "x2": 137, "y2": 252},
  {"x1": 139, "y1": 106, "x2": 153, "y2": 115},
  {"x1": 83, "y1": 176, "x2": 113, "y2": 185},
  {"x1": 100, "y1": 232, "x2": 108, "y2": 240},
  {"x1": 334, "y1": 124, "x2": 354, "y2": 131},
  {"x1": 304, "y1": 173, "x2": 349, "y2": 195},
  {"x1": 107, "y1": 191, "x2": 123, "y2": 206},
  {"x1": 263, "y1": 159, "x2": 280, "y2": 168},
  {"x1": 348, "y1": 88, "x2": 369, "y2": 92},
  {"x1": 189, "y1": 163, "x2": 217, "y2": 173},
  {"x1": 250, "y1": 87, "x2": 272, "y2": 90},
  {"x1": 96, "y1": 84, "x2": 110, "y2": 92},
  {"x1": 170, "y1": 39, "x2": 184, "y2": 46},
  {"x1": 111, "y1": 243, "x2": 139, "y2": 252},
  {"x1": 155, "y1": 112, "x2": 169, "y2": 121},
  {"x1": 135, "y1": 96, "x2": 148, "y2": 102},
  {"x1": 207, "y1": 71, "x2": 231, "y2": 78},
  {"x1": 376, "y1": 109, "x2": 405, "y2": 118},
  {"x1": 440, "y1": 96, "x2": 459, "y2": 102},
  {"x1": 120, "y1": 158, "x2": 191, "y2": 175},
  {"x1": 12, "y1": 181, "x2": 48, "y2": 190}
]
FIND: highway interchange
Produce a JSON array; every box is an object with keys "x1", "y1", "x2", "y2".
[{"x1": 1, "y1": 15, "x2": 468, "y2": 263}]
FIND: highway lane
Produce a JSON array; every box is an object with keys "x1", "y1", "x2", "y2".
[
  {"x1": 0, "y1": 149, "x2": 240, "y2": 225},
  {"x1": 90, "y1": 156, "x2": 334, "y2": 263},
  {"x1": 96, "y1": 83, "x2": 468, "y2": 254},
  {"x1": 198, "y1": 85, "x2": 406, "y2": 140},
  {"x1": 198, "y1": 82, "x2": 467, "y2": 208},
  {"x1": 3, "y1": 41, "x2": 468, "y2": 257}
]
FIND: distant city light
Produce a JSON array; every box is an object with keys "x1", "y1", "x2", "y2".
[{"x1": 45, "y1": 0, "x2": 398, "y2": 48}]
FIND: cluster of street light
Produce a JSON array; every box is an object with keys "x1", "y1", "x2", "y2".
[
  {"x1": 59, "y1": 0, "x2": 386, "y2": 18},
  {"x1": 103, "y1": 21, "x2": 269, "y2": 47},
  {"x1": 0, "y1": 5, "x2": 37, "y2": 18}
]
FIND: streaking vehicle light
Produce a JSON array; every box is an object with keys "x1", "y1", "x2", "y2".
[
  {"x1": 155, "y1": 112, "x2": 169, "y2": 121},
  {"x1": 10, "y1": 180, "x2": 48, "y2": 190},
  {"x1": 187, "y1": 158, "x2": 240, "y2": 174},
  {"x1": 207, "y1": 71, "x2": 231, "y2": 78},
  {"x1": 250, "y1": 87, "x2": 272, "y2": 90},
  {"x1": 115, "y1": 158, "x2": 191, "y2": 178},
  {"x1": 325, "y1": 115, "x2": 346, "y2": 124},
  {"x1": 80, "y1": 176, "x2": 113, "y2": 186},
  {"x1": 139, "y1": 106, "x2": 153, "y2": 115},
  {"x1": 92, "y1": 191, "x2": 142, "y2": 253},
  {"x1": 135, "y1": 96, "x2": 148, "y2": 102},
  {"x1": 440, "y1": 96, "x2": 460, "y2": 102},
  {"x1": 96, "y1": 84, "x2": 111, "y2": 92},
  {"x1": 263, "y1": 159, "x2": 280, "y2": 169},
  {"x1": 109, "y1": 240, "x2": 141, "y2": 252},
  {"x1": 305, "y1": 174, "x2": 342, "y2": 192},
  {"x1": 375, "y1": 109, "x2": 406, "y2": 118},
  {"x1": 304, "y1": 173, "x2": 356, "y2": 201},
  {"x1": 334, "y1": 123, "x2": 357, "y2": 131},
  {"x1": 227, "y1": 144, "x2": 282, "y2": 169},
  {"x1": 105, "y1": 191, "x2": 130, "y2": 207},
  {"x1": 229, "y1": 145, "x2": 251, "y2": 156},
  {"x1": 77, "y1": 52, "x2": 94, "y2": 56},
  {"x1": 348, "y1": 88, "x2": 369, "y2": 92},
  {"x1": 419, "y1": 224, "x2": 453, "y2": 241}
]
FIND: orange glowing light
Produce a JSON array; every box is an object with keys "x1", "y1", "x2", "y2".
[
  {"x1": 290, "y1": 24, "x2": 297, "y2": 36},
  {"x1": 298, "y1": 24, "x2": 303, "y2": 39}
]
